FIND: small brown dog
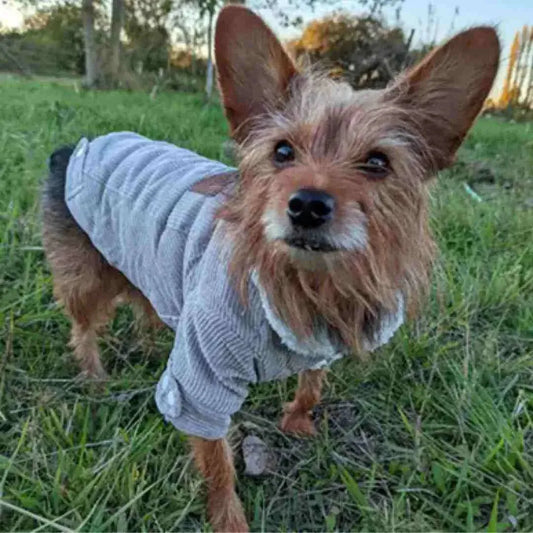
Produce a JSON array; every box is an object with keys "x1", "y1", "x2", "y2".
[{"x1": 42, "y1": 6, "x2": 499, "y2": 532}]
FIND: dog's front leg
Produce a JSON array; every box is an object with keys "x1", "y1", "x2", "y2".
[
  {"x1": 190, "y1": 436, "x2": 248, "y2": 532},
  {"x1": 280, "y1": 369, "x2": 326, "y2": 436}
]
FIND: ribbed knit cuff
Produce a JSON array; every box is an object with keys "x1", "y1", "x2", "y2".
[{"x1": 163, "y1": 400, "x2": 231, "y2": 440}]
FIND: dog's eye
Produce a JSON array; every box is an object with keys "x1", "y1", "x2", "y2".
[
  {"x1": 359, "y1": 151, "x2": 390, "y2": 177},
  {"x1": 273, "y1": 140, "x2": 295, "y2": 165}
]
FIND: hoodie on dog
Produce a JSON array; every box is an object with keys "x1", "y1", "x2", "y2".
[{"x1": 65, "y1": 132, "x2": 404, "y2": 439}]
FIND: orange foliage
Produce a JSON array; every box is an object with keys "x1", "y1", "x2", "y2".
[
  {"x1": 497, "y1": 25, "x2": 533, "y2": 109},
  {"x1": 288, "y1": 13, "x2": 409, "y2": 90}
]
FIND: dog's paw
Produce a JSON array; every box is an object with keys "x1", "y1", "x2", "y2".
[{"x1": 279, "y1": 410, "x2": 316, "y2": 437}]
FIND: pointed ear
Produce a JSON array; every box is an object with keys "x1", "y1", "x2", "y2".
[
  {"x1": 394, "y1": 27, "x2": 500, "y2": 170},
  {"x1": 215, "y1": 6, "x2": 297, "y2": 142}
]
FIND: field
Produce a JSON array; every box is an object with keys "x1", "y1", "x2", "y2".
[{"x1": 0, "y1": 77, "x2": 532, "y2": 532}]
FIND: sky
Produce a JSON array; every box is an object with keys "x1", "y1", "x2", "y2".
[
  {"x1": 2, "y1": 0, "x2": 532, "y2": 92},
  {"x1": 264, "y1": 0, "x2": 532, "y2": 52},
  {"x1": 387, "y1": 0, "x2": 532, "y2": 79},
  {"x1": 1, "y1": 4, "x2": 23, "y2": 29},
  {"x1": 3, "y1": 0, "x2": 531, "y2": 48}
]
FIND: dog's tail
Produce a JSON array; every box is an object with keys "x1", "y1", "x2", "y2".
[
  {"x1": 48, "y1": 145, "x2": 74, "y2": 172},
  {"x1": 45, "y1": 146, "x2": 74, "y2": 204},
  {"x1": 42, "y1": 145, "x2": 78, "y2": 234}
]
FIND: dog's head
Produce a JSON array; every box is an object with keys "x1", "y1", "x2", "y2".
[{"x1": 215, "y1": 7, "x2": 499, "y2": 345}]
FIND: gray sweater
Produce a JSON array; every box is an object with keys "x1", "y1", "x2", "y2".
[{"x1": 66, "y1": 133, "x2": 404, "y2": 439}]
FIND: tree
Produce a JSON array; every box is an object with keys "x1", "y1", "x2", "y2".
[
  {"x1": 8, "y1": 0, "x2": 106, "y2": 86},
  {"x1": 9, "y1": 0, "x2": 130, "y2": 86},
  {"x1": 109, "y1": 0, "x2": 124, "y2": 81},
  {"x1": 199, "y1": 0, "x2": 219, "y2": 101},
  {"x1": 123, "y1": 0, "x2": 173, "y2": 74},
  {"x1": 289, "y1": 13, "x2": 411, "y2": 89},
  {"x1": 526, "y1": 27, "x2": 533, "y2": 106},
  {"x1": 202, "y1": 0, "x2": 401, "y2": 100},
  {"x1": 203, "y1": 0, "x2": 245, "y2": 100},
  {"x1": 170, "y1": 2, "x2": 207, "y2": 77},
  {"x1": 516, "y1": 26, "x2": 533, "y2": 107},
  {"x1": 18, "y1": 2, "x2": 85, "y2": 74},
  {"x1": 498, "y1": 25, "x2": 533, "y2": 109},
  {"x1": 81, "y1": 0, "x2": 98, "y2": 86}
]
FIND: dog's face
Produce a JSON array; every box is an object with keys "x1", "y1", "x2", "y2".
[
  {"x1": 234, "y1": 79, "x2": 430, "y2": 270},
  {"x1": 215, "y1": 7, "x2": 499, "y2": 274}
]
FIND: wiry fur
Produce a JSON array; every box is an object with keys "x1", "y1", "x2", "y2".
[
  {"x1": 190, "y1": 437, "x2": 248, "y2": 532},
  {"x1": 221, "y1": 72, "x2": 436, "y2": 351}
]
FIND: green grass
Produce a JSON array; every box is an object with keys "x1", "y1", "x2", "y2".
[{"x1": 0, "y1": 76, "x2": 532, "y2": 532}]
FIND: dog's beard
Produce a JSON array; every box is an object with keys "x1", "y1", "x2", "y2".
[
  {"x1": 221, "y1": 133, "x2": 435, "y2": 350},
  {"x1": 226, "y1": 212, "x2": 400, "y2": 349}
]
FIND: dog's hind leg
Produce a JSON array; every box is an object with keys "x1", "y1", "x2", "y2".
[
  {"x1": 69, "y1": 315, "x2": 109, "y2": 380},
  {"x1": 43, "y1": 145, "x2": 130, "y2": 379},
  {"x1": 51, "y1": 243, "x2": 129, "y2": 379},
  {"x1": 280, "y1": 369, "x2": 326, "y2": 437},
  {"x1": 190, "y1": 436, "x2": 248, "y2": 532}
]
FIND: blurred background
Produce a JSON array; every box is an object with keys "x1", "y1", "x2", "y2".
[{"x1": 1, "y1": 0, "x2": 532, "y2": 118}]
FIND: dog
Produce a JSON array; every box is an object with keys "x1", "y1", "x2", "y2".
[{"x1": 41, "y1": 6, "x2": 499, "y2": 531}]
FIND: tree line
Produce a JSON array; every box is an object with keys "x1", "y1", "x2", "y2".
[
  {"x1": 2, "y1": 1, "x2": 531, "y2": 111},
  {"x1": 1, "y1": 0, "x2": 232, "y2": 91},
  {"x1": 1, "y1": 0, "x2": 418, "y2": 93}
]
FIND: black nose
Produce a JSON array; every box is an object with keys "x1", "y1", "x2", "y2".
[{"x1": 287, "y1": 188, "x2": 335, "y2": 229}]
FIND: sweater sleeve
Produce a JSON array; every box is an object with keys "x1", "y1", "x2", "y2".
[{"x1": 155, "y1": 298, "x2": 258, "y2": 440}]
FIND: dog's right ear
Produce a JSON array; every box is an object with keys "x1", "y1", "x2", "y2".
[{"x1": 215, "y1": 6, "x2": 297, "y2": 142}]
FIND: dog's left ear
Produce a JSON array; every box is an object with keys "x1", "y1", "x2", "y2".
[
  {"x1": 392, "y1": 27, "x2": 500, "y2": 171},
  {"x1": 215, "y1": 6, "x2": 297, "y2": 142}
]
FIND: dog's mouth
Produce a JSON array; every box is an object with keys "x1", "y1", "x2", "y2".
[{"x1": 284, "y1": 236, "x2": 339, "y2": 253}]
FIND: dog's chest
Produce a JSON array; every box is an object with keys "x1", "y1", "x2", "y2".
[{"x1": 249, "y1": 272, "x2": 405, "y2": 379}]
